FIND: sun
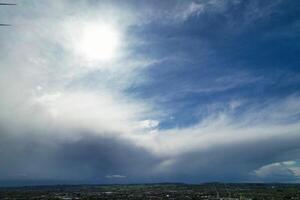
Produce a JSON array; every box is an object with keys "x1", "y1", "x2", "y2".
[{"x1": 77, "y1": 23, "x2": 120, "y2": 62}]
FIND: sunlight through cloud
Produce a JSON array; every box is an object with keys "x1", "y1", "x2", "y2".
[{"x1": 74, "y1": 23, "x2": 120, "y2": 62}]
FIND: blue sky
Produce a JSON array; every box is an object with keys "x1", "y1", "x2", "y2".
[{"x1": 0, "y1": 0, "x2": 300, "y2": 186}]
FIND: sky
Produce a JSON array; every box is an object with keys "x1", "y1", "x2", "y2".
[{"x1": 0, "y1": 0, "x2": 300, "y2": 186}]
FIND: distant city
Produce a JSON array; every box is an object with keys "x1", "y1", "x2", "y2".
[{"x1": 1, "y1": 183, "x2": 300, "y2": 200}]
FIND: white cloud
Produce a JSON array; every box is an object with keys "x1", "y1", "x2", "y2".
[
  {"x1": 139, "y1": 120, "x2": 160, "y2": 129},
  {"x1": 283, "y1": 160, "x2": 297, "y2": 166},
  {"x1": 30, "y1": 90, "x2": 157, "y2": 136},
  {"x1": 254, "y1": 162, "x2": 299, "y2": 182},
  {"x1": 290, "y1": 167, "x2": 300, "y2": 177},
  {"x1": 178, "y1": 2, "x2": 205, "y2": 21},
  {"x1": 106, "y1": 174, "x2": 127, "y2": 179},
  {"x1": 255, "y1": 163, "x2": 292, "y2": 177}
]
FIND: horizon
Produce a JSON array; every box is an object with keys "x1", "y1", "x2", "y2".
[
  {"x1": 0, "y1": 0, "x2": 300, "y2": 186},
  {"x1": 1, "y1": 181, "x2": 299, "y2": 188}
]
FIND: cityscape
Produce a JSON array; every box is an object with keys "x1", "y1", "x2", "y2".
[{"x1": 1, "y1": 183, "x2": 300, "y2": 200}]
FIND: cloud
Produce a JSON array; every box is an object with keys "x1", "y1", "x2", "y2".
[
  {"x1": 173, "y1": 2, "x2": 205, "y2": 21},
  {"x1": 0, "y1": 0, "x2": 299, "y2": 185},
  {"x1": 139, "y1": 120, "x2": 160, "y2": 129},
  {"x1": 254, "y1": 162, "x2": 298, "y2": 182},
  {"x1": 0, "y1": 129, "x2": 160, "y2": 183},
  {"x1": 106, "y1": 175, "x2": 127, "y2": 179},
  {"x1": 2, "y1": 94, "x2": 300, "y2": 183}
]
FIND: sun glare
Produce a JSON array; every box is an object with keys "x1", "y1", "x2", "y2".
[{"x1": 77, "y1": 24, "x2": 120, "y2": 62}]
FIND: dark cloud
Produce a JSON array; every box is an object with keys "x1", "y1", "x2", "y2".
[{"x1": 0, "y1": 128, "x2": 161, "y2": 185}]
